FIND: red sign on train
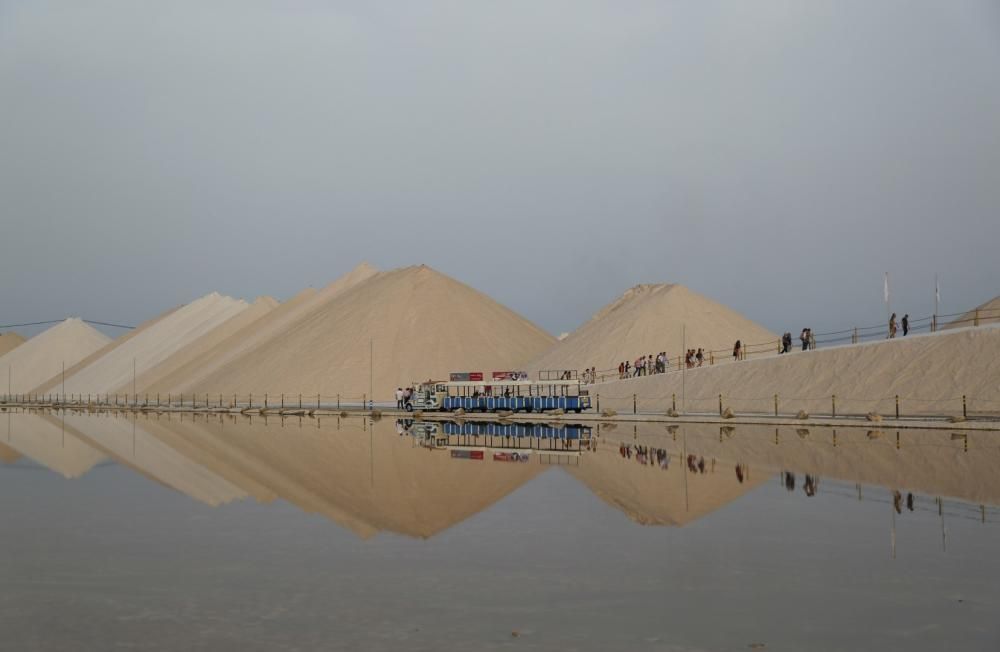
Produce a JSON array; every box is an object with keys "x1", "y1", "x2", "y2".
[{"x1": 450, "y1": 372, "x2": 484, "y2": 382}]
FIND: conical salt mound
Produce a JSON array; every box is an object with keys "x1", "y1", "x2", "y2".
[
  {"x1": 126, "y1": 295, "x2": 279, "y2": 394},
  {"x1": 187, "y1": 265, "x2": 555, "y2": 399},
  {"x1": 142, "y1": 263, "x2": 379, "y2": 396},
  {"x1": 53, "y1": 293, "x2": 249, "y2": 396},
  {"x1": 944, "y1": 295, "x2": 1000, "y2": 330},
  {"x1": 0, "y1": 332, "x2": 25, "y2": 357},
  {"x1": 0, "y1": 319, "x2": 111, "y2": 395},
  {"x1": 529, "y1": 284, "x2": 777, "y2": 376}
]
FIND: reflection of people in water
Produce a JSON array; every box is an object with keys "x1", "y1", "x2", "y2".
[
  {"x1": 783, "y1": 471, "x2": 796, "y2": 491},
  {"x1": 893, "y1": 490, "x2": 903, "y2": 514},
  {"x1": 803, "y1": 475, "x2": 818, "y2": 497}
]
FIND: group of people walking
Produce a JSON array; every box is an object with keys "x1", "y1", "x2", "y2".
[{"x1": 617, "y1": 352, "x2": 672, "y2": 379}]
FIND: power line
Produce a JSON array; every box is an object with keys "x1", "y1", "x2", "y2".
[{"x1": 0, "y1": 319, "x2": 135, "y2": 330}]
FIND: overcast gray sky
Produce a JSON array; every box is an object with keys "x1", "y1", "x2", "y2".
[{"x1": 2, "y1": 0, "x2": 999, "y2": 339}]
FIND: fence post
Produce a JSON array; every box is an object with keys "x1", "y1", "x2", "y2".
[
  {"x1": 852, "y1": 328, "x2": 858, "y2": 345},
  {"x1": 718, "y1": 394, "x2": 723, "y2": 416},
  {"x1": 363, "y1": 393, "x2": 366, "y2": 411},
  {"x1": 774, "y1": 394, "x2": 778, "y2": 417},
  {"x1": 895, "y1": 395, "x2": 900, "y2": 420},
  {"x1": 975, "y1": 310, "x2": 980, "y2": 327},
  {"x1": 317, "y1": 394, "x2": 320, "y2": 411},
  {"x1": 281, "y1": 394, "x2": 284, "y2": 409},
  {"x1": 337, "y1": 394, "x2": 340, "y2": 410},
  {"x1": 265, "y1": 393, "x2": 268, "y2": 408},
  {"x1": 298, "y1": 394, "x2": 302, "y2": 409},
  {"x1": 249, "y1": 392, "x2": 252, "y2": 409},
  {"x1": 672, "y1": 394, "x2": 676, "y2": 411},
  {"x1": 832, "y1": 394, "x2": 836, "y2": 418},
  {"x1": 932, "y1": 315, "x2": 937, "y2": 332},
  {"x1": 633, "y1": 394, "x2": 637, "y2": 415},
  {"x1": 963, "y1": 395, "x2": 967, "y2": 418},
  {"x1": 596, "y1": 393, "x2": 600, "y2": 412}
]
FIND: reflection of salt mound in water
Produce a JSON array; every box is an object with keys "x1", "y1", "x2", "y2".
[
  {"x1": 141, "y1": 416, "x2": 543, "y2": 538},
  {"x1": 188, "y1": 265, "x2": 555, "y2": 399},
  {"x1": 0, "y1": 412, "x2": 105, "y2": 478},
  {"x1": 568, "y1": 439, "x2": 767, "y2": 526},
  {"x1": 54, "y1": 293, "x2": 249, "y2": 396},
  {"x1": 60, "y1": 413, "x2": 246, "y2": 506},
  {"x1": 0, "y1": 331, "x2": 26, "y2": 357},
  {"x1": 0, "y1": 319, "x2": 111, "y2": 394},
  {"x1": 529, "y1": 284, "x2": 776, "y2": 374},
  {"x1": 944, "y1": 295, "x2": 1000, "y2": 329},
  {"x1": 143, "y1": 262, "x2": 379, "y2": 396},
  {"x1": 632, "y1": 422, "x2": 1000, "y2": 508},
  {"x1": 0, "y1": 441, "x2": 22, "y2": 464}
]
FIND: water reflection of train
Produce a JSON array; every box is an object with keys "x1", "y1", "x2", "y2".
[
  {"x1": 398, "y1": 419, "x2": 593, "y2": 458},
  {"x1": 408, "y1": 371, "x2": 592, "y2": 413}
]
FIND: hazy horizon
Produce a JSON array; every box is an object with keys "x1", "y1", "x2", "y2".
[{"x1": 2, "y1": 1, "x2": 999, "y2": 339}]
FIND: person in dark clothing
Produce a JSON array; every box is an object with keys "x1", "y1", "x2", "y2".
[{"x1": 902, "y1": 314, "x2": 909, "y2": 336}]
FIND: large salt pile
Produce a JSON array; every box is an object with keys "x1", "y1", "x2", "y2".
[
  {"x1": 529, "y1": 284, "x2": 777, "y2": 375},
  {"x1": 944, "y1": 295, "x2": 1000, "y2": 330},
  {"x1": 127, "y1": 296, "x2": 278, "y2": 394},
  {"x1": 50, "y1": 293, "x2": 249, "y2": 396},
  {"x1": 185, "y1": 264, "x2": 555, "y2": 400},
  {"x1": 0, "y1": 319, "x2": 110, "y2": 395},
  {"x1": 0, "y1": 332, "x2": 25, "y2": 357},
  {"x1": 33, "y1": 306, "x2": 184, "y2": 395},
  {"x1": 141, "y1": 262, "x2": 378, "y2": 396}
]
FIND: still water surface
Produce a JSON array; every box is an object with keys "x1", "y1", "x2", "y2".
[{"x1": 1, "y1": 409, "x2": 998, "y2": 651}]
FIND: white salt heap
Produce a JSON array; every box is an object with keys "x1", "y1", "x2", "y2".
[
  {"x1": 944, "y1": 295, "x2": 1000, "y2": 329},
  {"x1": 142, "y1": 262, "x2": 379, "y2": 395},
  {"x1": 182, "y1": 264, "x2": 555, "y2": 399},
  {"x1": 127, "y1": 295, "x2": 278, "y2": 394},
  {"x1": 55, "y1": 293, "x2": 248, "y2": 396},
  {"x1": 0, "y1": 319, "x2": 110, "y2": 395},
  {"x1": 529, "y1": 284, "x2": 777, "y2": 375}
]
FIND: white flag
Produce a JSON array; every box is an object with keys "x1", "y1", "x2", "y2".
[{"x1": 884, "y1": 273, "x2": 889, "y2": 304}]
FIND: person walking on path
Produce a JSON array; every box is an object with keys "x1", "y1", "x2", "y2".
[
  {"x1": 696, "y1": 348, "x2": 704, "y2": 367},
  {"x1": 889, "y1": 313, "x2": 898, "y2": 339},
  {"x1": 395, "y1": 388, "x2": 404, "y2": 409},
  {"x1": 733, "y1": 340, "x2": 742, "y2": 361},
  {"x1": 808, "y1": 329, "x2": 816, "y2": 350},
  {"x1": 800, "y1": 328, "x2": 809, "y2": 351},
  {"x1": 902, "y1": 314, "x2": 909, "y2": 336}
]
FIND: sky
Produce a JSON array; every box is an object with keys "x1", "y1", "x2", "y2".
[{"x1": 2, "y1": 0, "x2": 999, "y2": 339}]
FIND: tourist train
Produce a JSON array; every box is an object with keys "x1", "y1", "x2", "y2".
[{"x1": 407, "y1": 370, "x2": 592, "y2": 413}]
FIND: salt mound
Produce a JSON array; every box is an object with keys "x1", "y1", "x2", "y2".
[
  {"x1": 126, "y1": 296, "x2": 278, "y2": 394},
  {"x1": 0, "y1": 332, "x2": 25, "y2": 357},
  {"x1": 187, "y1": 264, "x2": 555, "y2": 399},
  {"x1": 529, "y1": 284, "x2": 777, "y2": 375},
  {"x1": 0, "y1": 319, "x2": 110, "y2": 395},
  {"x1": 944, "y1": 295, "x2": 1000, "y2": 330},
  {"x1": 32, "y1": 305, "x2": 183, "y2": 395},
  {"x1": 594, "y1": 325, "x2": 1000, "y2": 417},
  {"x1": 143, "y1": 262, "x2": 378, "y2": 396},
  {"x1": 55, "y1": 293, "x2": 249, "y2": 396}
]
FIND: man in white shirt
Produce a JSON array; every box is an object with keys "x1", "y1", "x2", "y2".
[{"x1": 395, "y1": 387, "x2": 404, "y2": 409}]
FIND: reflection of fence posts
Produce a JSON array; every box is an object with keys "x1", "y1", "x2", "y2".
[{"x1": 832, "y1": 394, "x2": 836, "y2": 418}]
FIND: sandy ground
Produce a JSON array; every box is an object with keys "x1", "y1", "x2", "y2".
[
  {"x1": 528, "y1": 283, "x2": 776, "y2": 376},
  {"x1": 0, "y1": 319, "x2": 110, "y2": 395},
  {"x1": 585, "y1": 324, "x2": 1000, "y2": 418}
]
